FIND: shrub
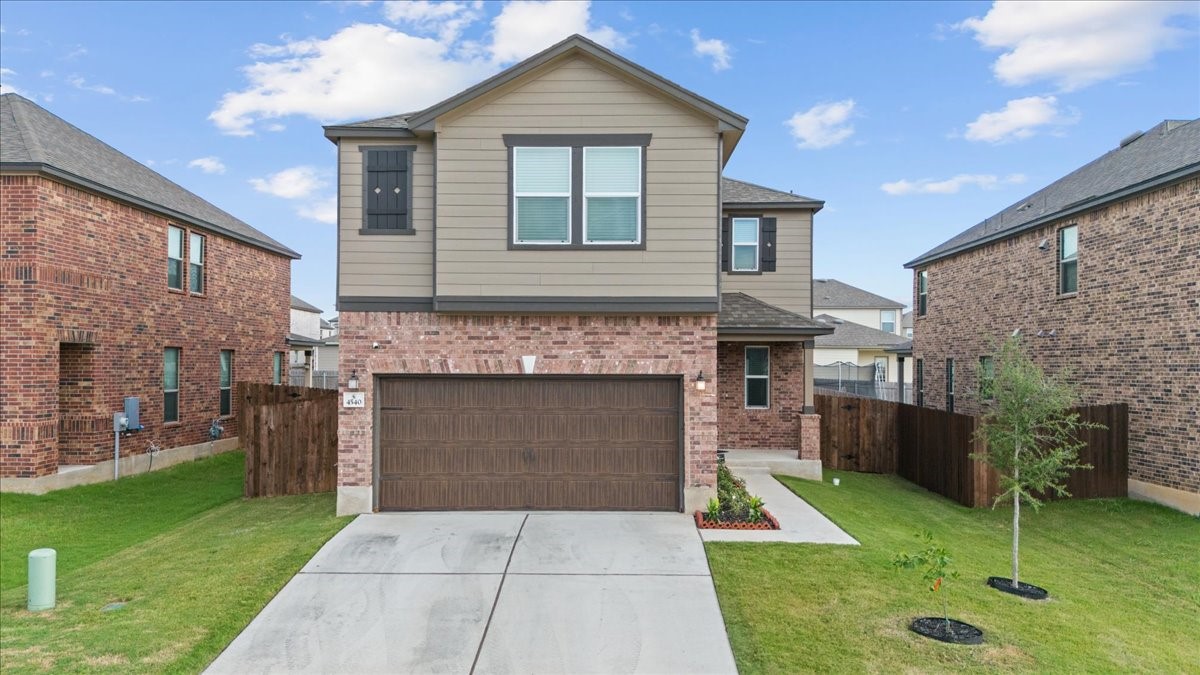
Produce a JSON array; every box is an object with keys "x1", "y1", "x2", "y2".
[{"x1": 708, "y1": 461, "x2": 767, "y2": 523}]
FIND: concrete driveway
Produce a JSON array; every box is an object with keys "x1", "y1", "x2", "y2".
[{"x1": 206, "y1": 512, "x2": 737, "y2": 674}]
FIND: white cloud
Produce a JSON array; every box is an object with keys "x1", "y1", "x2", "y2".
[
  {"x1": 0, "y1": 68, "x2": 15, "y2": 77},
  {"x1": 785, "y1": 99, "x2": 857, "y2": 150},
  {"x1": 487, "y1": 1, "x2": 625, "y2": 64},
  {"x1": 187, "y1": 156, "x2": 227, "y2": 174},
  {"x1": 66, "y1": 75, "x2": 148, "y2": 102},
  {"x1": 0, "y1": 82, "x2": 24, "y2": 96},
  {"x1": 297, "y1": 196, "x2": 338, "y2": 224},
  {"x1": 249, "y1": 166, "x2": 326, "y2": 200},
  {"x1": 382, "y1": 0, "x2": 482, "y2": 43},
  {"x1": 690, "y1": 29, "x2": 731, "y2": 72},
  {"x1": 211, "y1": 2, "x2": 625, "y2": 136},
  {"x1": 964, "y1": 95, "x2": 1079, "y2": 143},
  {"x1": 881, "y1": 173, "x2": 1027, "y2": 196},
  {"x1": 957, "y1": 1, "x2": 1197, "y2": 90}
]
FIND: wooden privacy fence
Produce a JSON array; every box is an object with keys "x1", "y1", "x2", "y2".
[
  {"x1": 240, "y1": 382, "x2": 338, "y2": 498},
  {"x1": 816, "y1": 393, "x2": 1128, "y2": 507}
]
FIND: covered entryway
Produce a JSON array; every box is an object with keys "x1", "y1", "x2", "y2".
[{"x1": 375, "y1": 376, "x2": 682, "y2": 511}]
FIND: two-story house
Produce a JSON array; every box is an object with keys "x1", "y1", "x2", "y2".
[
  {"x1": 0, "y1": 93, "x2": 297, "y2": 491},
  {"x1": 327, "y1": 35, "x2": 831, "y2": 515},
  {"x1": 906, "y1": 119, "x2": 1199, "y2": 515},
  {"x1": 811, "y1": 278, "x2": 912, "y2": 385}
]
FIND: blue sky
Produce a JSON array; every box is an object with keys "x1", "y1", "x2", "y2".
[{"x1": 2, "y1": 1, "x2": 1197, "y2": 315}]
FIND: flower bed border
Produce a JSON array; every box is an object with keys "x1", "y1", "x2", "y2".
[{"x1": 694, "y1": 509, "x2": 781, "y2": 530}]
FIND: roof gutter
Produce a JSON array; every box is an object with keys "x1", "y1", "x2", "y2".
[
  {"x1": 1, "y1": 162, "x2": 302, "y2": 259},
  {"x1": 723, "y1": 200, "x2": 825, "y2": 212},
  {"x1": 718, "y1": 325, "x2": 834, "y2": 336},
  {"x1": 322, "y1": 126, "x2": 417, "y2": 144},
  {"x1": 905, "y1": 163, "x2": 1200, "y2": 268}
]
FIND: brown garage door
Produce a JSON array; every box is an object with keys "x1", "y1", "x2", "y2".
[{"x1": 376, "y1": 377, "x2": 681, "y2": 511}]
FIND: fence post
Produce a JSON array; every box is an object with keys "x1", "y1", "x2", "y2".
[{"x1": 970, "y1": 421, "x2": 992, "y2": 508}]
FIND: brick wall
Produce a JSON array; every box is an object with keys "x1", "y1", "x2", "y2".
[
  {"x1": 912, "y1": 176, "x2": 1199, "y2": 494},
  {"x1": 338, "y1": 311, "x2": 719, "y2": 493},
  {"x1": 717, "y1": 341, "x2": 808, "y2": 450},
  {"x1": 0, "y1": 174, "x2": 291, "y2": 477}
]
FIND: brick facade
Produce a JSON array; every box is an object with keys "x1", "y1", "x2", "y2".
[
  {"x1": 337, "y1": 311, "x2": 719, "y2": 500},
  {"x1": 717, "y1": 341, "x2": 809, "y2": 450},
  {"x1": 912, "y1": 176, "x2": 1199, "y2": 494},
  {"x1": 0, "y1": 175, "x2": 291, "y2": 477}
]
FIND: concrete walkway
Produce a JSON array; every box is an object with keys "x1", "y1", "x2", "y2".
[
  {"x1": 207, "y1": 512, "x2": 736, "y2": 675},
  {"x1": 699, "y1": 468, "x2": 859, "y2": 545}
]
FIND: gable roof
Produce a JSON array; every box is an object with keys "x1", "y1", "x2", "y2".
[
  {"x1": 722, "y1": 177, "x2": 823, "y2": 210},
  {"x1": 290, "y1": 295, "x2": 323, "y2": 313},
  {"x1": 325, "y1": 34, "x2": 748, "y2": 158},
  {"x1": 907, "y1": 119, "x2": 1200, "y2": 268},
  {"x1": 718, "y1": 293, "x2": 832, "y2": 336},
  {"x1": 813, "y1": 314, "x2": 911, "y2": 349},
  {"x1": 813, "y1": 279, "x2": 905, "y2": 309},
  {"x1": 0, "y1": 93, "x2": 299, "y2": 259},
  {"x1": 901, "y1": 311, "x2": 913, "y2": 329}
]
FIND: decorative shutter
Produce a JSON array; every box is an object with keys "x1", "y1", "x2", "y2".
[
  {"x1": 721, "y1": 218, "x2": 731, "y2": 272},
  {"x1": 366, "y1": 149, "x2": 410, "y2": 230},
  {"x1": 760, "y1": 217, "x2": 777, "y2": 272}
]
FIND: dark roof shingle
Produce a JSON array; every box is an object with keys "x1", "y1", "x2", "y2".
[
  {"x1": 0, "y1": 94, "x2": 298, "y2": 258},
  {"x1": 813, "y1": 315, "x2": 911, "y2": 349},
  {"x1": 907, "y1": 119, "x2": 1200, "y2": 267},
  {"x1": 290, "y1": 295, "x2": 323, "y2": 313},
  {"x1": 718, "y1": 293, "x2": 831, "y2": 335},
  {"x1": 722, "y1": 177, "x2": 822, "y2": 207},
  {"x1": 813, "y1": 279, "x2": 905, "y2": 309}
]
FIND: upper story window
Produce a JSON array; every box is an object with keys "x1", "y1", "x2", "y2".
[
  {"x1": 917, "y1": 270, "x2": 928, "y2": 316},
  {"x1": 168, "y1": 226, "x2": 184, "y2": 290},
  {"x1": 513, "y1": 146, "x2": 572, "y2": 244},
  {"x1": 189, "y1": 232, "x2": 205, "y2": 294},
  {"x1": 722, "y1": 216, "x2": 777, "y2": 274},
  {"x1": 1058, "y1": 225, "x2": 1078, "y2": 295},
  {"x1": 583, "y1": 147, "x2": 641, "y2": 244},
  {"x1": 363, "y1": 146, "x2": 414, "y2": 233},
  {"x1": 505, "y1": 134, "x2": 650, "y2": 250},
  {"x1": 881, "y1": 310, "x2": 897, "y2": 333},
  {"x1": 731, "y1": 218, "x2": 760, "y2": 272}
]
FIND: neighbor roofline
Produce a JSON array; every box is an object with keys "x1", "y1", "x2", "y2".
[
  {"x1": 905, "y1": 162, "x2": 1200, "y2": 269},
  {"x1": 322, "y1": 126, "x2": 417, "y2": 143},
  {"x1": 718, "y1": 325, "x2": 834, "y2": 336},
  {"x1": 1, "y1": 162, "x2": 302, "y2": 259},
  {"x1": 404, "y1": 34, "x2": 748, "y2": 133},
  {"x1": 723, "y1": 200, "x2": 825, "y2": 212}
]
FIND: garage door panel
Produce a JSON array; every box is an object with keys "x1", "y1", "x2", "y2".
[{"x1": 376, "y1": 377, "x2": 681, "y2": 511}]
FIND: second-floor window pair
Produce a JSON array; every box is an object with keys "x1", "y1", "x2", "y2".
[
  {"x1": 512, "y1": 145, "x2": 643, "y2": 246},
  {"x1": 167, "y1": 225, "x2": 204, "y2": 294}
]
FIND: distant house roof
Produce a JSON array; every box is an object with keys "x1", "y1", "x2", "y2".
[
  {"x1": 286, "y1": 333, "x2": 321, "y2": 347},
  {"x1": 718, "y1": 293, "x2": 832, "y2": 336},
  {"x1": 907, "y1": 119, "x2": 1200, "y2": 268},
  {"x1": 324, "y1": 34, "x2": 748, "y2": 160},
  {"x1": 320, "y1": 318, "x2": 332, "y2": 329},
  {"x1": 0, "y1": 93, "x2": 299, "y2": 259},
  {"x1": 884, "y1": 340, "x2": 913, "y2": 356},
  {"x1": 290, "y1": 295, "x2": 323, "y2": 313},
  {"x1": 901, "y1": 311, "x2": 913, "y2": 329},
  {"x1": 813, "y1": 279, "x2": 905, "y2": 309},
  {"x1": 722, "y1": 177, "x2": 823, "y2": 210},
  {"x1": 813, "y1": 314, "x2": 911, "y2": 349}
]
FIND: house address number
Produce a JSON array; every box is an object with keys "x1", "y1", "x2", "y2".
[{"x1": 342, "y1": 392, "x2": 366, "y2": 408}]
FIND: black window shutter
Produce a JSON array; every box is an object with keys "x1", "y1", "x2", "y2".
[
  {"x1": 760, "y1": 217, "x2": 777, "y2": 272},
  {"x1": 721, "y1": 218, "x2": 731, "y2": 272},
  {"x1": 365, "y1": 149, "x2": 410, "y2": 230}
]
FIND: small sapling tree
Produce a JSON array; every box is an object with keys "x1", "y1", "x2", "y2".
[
  {"x1": 893, "y1": 531, "x2": 960, "y2": 631},
  {"x1": 972, "y1": 336, "x2": 1100, "y2": 593}
]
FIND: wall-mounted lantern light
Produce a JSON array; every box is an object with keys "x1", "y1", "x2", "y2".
[
  {"x1": 348, "y1": 370, "x2": 359, "y2": 390},
  {"x1": 695, "y1": 371, "x2": 706, "y2": 391}
]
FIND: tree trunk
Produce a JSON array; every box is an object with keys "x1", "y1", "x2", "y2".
[{"x1": 1012, "y1": 444, "x2": 1021, "y2": 587}]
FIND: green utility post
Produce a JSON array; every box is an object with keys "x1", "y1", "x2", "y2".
[{"x1": 27, "y1": 548, "x2": 56, "y2": 611}]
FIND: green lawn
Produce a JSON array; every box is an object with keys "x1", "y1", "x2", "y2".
[
  {"x1": 707, "y1": 470, "x2": 1200, "y2": 674},
  {"x1": 0, "y1": 453, "x2": 351, "y2": 673}
]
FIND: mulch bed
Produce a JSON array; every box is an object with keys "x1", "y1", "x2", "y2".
[
  {"x1": 694, "y1": 509, "x2": 780, "y2": 530},
  {"x1": 909, "y1": 617, "x2": 984, "y2": 645},
  {"x1": 987, "y1": 576, "x2": 1050, "y2": 600}
]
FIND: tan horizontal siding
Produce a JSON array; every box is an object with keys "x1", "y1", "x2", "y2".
[
  {"x1": 338, "y1": 136, "x2": 434, "y2": 299},
  {"x1": 434, "y1": 53, "x2": 719, "y2": 300},
  {"x1": 721, "y1": 209, "x2": 814, "y2": 316}
]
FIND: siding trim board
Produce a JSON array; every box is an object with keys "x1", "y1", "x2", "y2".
[
  {"x1": 434, "y1": 296, "x2": 719, "y2": 313},
  {"x1": 338, "y1": 297, "x2": 435, "y2": 312},
  {"x1": 504, "y1": 135, "x2": 651, "y2": 251}
]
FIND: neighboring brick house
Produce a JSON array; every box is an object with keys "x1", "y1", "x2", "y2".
[
  {"x1": 906, "y1": 119, "x2": 1199, "y2": 514},
  {"x1": 327, "y1": 35, "x2": 831, "y2": 515},
  {"x1": 0, "y1": 93, "x2": 298, "y2": 489},
  {"x1": 811, "y1": 278, "x2": 912, "y2": 385}
]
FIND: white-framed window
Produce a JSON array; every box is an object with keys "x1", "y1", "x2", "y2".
[
  {"x1": 189, "y1": 232, "x2": 205, "y2": 294},
  {"x1": 167, "y1": 226, "x2": 184, "y2": 290},
  {"x1": 219, "y1": 350, "x2": 233, "y2": 417},
  {"x1": 583, "y1": 146, "x2": 641, "y2": 244},
  {"x1": 874, "y1": 356, "x2": 888, "y2": 382},
  {"x1": 732, "y1": 218, "x2": 760, "y2": 272},
  {"x1": 1058, "y1": 225, "x2": 1078, "y2": 294},
  {"x1": 745, "y1": 346, "x2": 770, "y2": 408},
  {"x1": 881, "y1": 310, "x2": 896, "y2": 333},
  {"x1": 513, "y1": 146, "x2": 571, "y2": 244},
  {"x1": 163, "y1": 347, "x2": 180, "y2": 423},
  {"x1": 272, "y1": 352, "x2": 283, "y2": 385},
  {"x1": 917, "y1": 270, "x2": 928, "y2": 315}
]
